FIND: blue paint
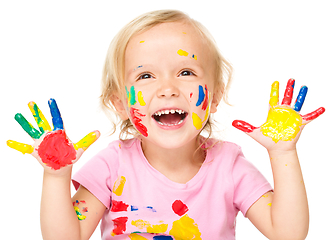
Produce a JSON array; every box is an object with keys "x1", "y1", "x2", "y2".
[
  {"x1": 131, "y1": 205, "x2": 139, "y2": 211},
  {"x1": 146, "y1": 206, "x2": 156, "y2": 212},
  {"x1": 48, "y1": 98, "x2": 64, "y2": 130},
  {"x1": 293, "y1": 86, "x2": 308, "y2": 112},
  {"x1": 196, "y1": 85, "x2": 205, "y2": 107},
  {"x1": 153, "y1": 236, "x2": 173, "y2": 239}
]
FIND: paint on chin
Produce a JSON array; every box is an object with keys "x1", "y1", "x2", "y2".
[
  {"x1": 37, "y1": 130, "x2": 76, "y2": 170},
  {"x1": 130, "y1": 107, "x2": 148, "y2": 137}
]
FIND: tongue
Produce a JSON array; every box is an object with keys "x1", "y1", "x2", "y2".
[{"x1": 159, "y1": 113, "x2": 182, "y2": 125}]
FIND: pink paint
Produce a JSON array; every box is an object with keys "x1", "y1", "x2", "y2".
[
  {"x1": 111, "y1": 200, "x2": 129, "y2": 212},
  {"x1": 201, "y1": 85, "x2": 209, "y2": 111},
  {"x1": 130, "y1": 107, "x2": 148, "y2": 137},
  {"x1": 302, "y1": 107, "x2": 325, "y2": 121},
  {"x1": 172, "y1": 200, "x2": 189, "y2": 216},
  {"x1": 112, "y1": 217, "x2": 128, "y2": 235},
  {"x1": 38, "y1": 130, "x2": 76, "y2": 170},
  {"x1": 232, "y1": 120, "x2": 258, "y2": 133}
]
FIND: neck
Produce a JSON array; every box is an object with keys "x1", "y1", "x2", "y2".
[{"x1": 140, "y1": 136, "x2": 205, "y2": 183}]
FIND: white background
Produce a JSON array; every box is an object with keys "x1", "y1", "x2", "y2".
[{"x1": 1, "y1": 0, "x2": 332, "y2": 239}]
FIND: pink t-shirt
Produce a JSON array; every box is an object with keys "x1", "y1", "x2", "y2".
[{"x1": 72, "y1": 138, "x2": 272, "y2": 239}]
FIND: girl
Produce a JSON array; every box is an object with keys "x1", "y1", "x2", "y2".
[{"x1": 7, "y1": 10, "x2": 325, "y2": 239}]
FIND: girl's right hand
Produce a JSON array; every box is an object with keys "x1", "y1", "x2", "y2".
[{"x1": 7, "y1": 98, "x2": 100, "y2": 175}]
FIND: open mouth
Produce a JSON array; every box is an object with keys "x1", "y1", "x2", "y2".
[{"x1": 152, "y1": 109, "x2": 188, "y2": 126}]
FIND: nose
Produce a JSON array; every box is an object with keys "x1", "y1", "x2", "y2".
[{"x1": 156, "y1": 79, "x2": 180, "y2": 98}]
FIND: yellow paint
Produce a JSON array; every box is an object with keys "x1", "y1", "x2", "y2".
[
  {"x1": 7, "y1": 140, "x2": 34, "y2": 154},
  {"x1": 192, "y1": 113, "x2": 202, "y2": 130},
  {"x1": 140, "y1": 41, "x2": 145, "y2": 43},
  {"x1": 74, "y1": 206, "x2": 86, "y2": 220},
  {"x1": 192, "y1": 93, "x2": 211, "y2": 130},
  {"x1": 138, "y1": 91, "x2": 146, "y2": 106},
  {"x1": 262, "y1": 194, "x2": 268, "y2": 198},
  {"x1": 147, "y1": 222, "x2": 168, "y2": 233},
  {"x1": 129, "y1": 233, "x2": 148, "y2": 240},
  {"x1": 169, "y1": 214, "x2": 202, "y2": 240},
  {"x1": 74, "y1": 131, "x2": 98, "y2": 151},
  {"x1": 113, "y1": 176, "x2": 126, "y2": 196},
  {"x1": 268, "y1": 203, "x2": 272, "y2": 207},
  {"x1": 177, "y1": 49, "x2": 188, "y2": 57},
  {"x1": 28, "y1": 101, "x2": 52, "y2": 132},
  {"x1": 131, "y1": 220, "x2": 168, "y2": 234},
  {"x1": 260, "y1": 106, "x2": 302, "y2": 143},
  {"x1": 192, "y1": 55, "x2": 197, "y2": 60},
  {"x1": 269, "y1": 81, "x2": 279, "y2": 107}
]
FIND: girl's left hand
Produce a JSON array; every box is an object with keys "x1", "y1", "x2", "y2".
[{"x1": 232, "y1": 79, "x2": 325, "y2": 152}]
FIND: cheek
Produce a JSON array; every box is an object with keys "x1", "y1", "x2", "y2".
[{"x1": 190, "y1": 84, "x2": 212, "y2": 130}]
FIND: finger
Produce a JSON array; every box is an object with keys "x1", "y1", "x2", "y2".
[
  {"x1": 48, "y1": 98, "x2": 64, "y2": 131},
  {"x1": 281, "y1": 78, "x2": 295, "y2": 106},
  {"x1": 73, "y1": 130, "x2": 100, "y2": 151},
  {"x1": 269, "y1": 81, "x2": 279, "y2": 107},
  {"x1": 293, "y1": 86, "x2": 308, "y2": 112},
  {"x1": 232, "y1": 120, "x2": 258, "y2": 133},
  {"x1": 14, "y1": 113, "x2": 42, "y2": 139},
  {"x1": 28, "y1": 101, "x2": 52, "y2": 133},
  {"x1": 302, "y1": 107, "x2": 325, "y2": 122},
  {"x1": 7, "y1": 140, "x2": 34, "y2": 154}
]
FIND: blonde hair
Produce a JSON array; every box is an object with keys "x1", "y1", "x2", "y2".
[{"x1": 100, "y1": 9, "x2": 233, "y2": 141}]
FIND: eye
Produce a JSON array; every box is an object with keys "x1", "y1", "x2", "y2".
[
  {"x1": 179, "y1": 70, "x2": 195, "y2": 77},
  {"x1": 137, "y1": 72, "x2": 153, "y2": 80}
]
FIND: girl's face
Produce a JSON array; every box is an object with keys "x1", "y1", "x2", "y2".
[{"x1": 120, "y1": 21, "x2": 219, "y2": 150}]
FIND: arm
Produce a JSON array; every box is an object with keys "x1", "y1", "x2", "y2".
[
  {"x1": 233, "y1": 79, "x2": 325, "y2": 240},
  {"x1": 7, "y1": 99, "x2": 103, "y2": 240}
]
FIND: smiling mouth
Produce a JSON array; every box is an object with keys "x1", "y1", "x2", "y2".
[{"x1": 152, "y1": 109, "x2": 188, "y2": 126}]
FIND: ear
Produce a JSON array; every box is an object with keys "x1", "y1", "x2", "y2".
[
  {"x1": 210, "y1": 90, "x2": 223, "y2": 113},
  {"x1": 111, "y1": 94, "x2": 129, "y2": 120}
]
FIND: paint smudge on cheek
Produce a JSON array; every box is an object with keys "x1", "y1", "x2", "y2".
[
  {"x1": 111, "y1": 217, "x2": 128, "y2": 236},
  {"x1": 196, "y1": 85, "x2": 205, "y2": 107},
  {"x1": 37, "y1": 130, "x2": 76, "y2": 170},
  {"x1": 195, "y1": 85, "x2": 209, "y2": 110},
  {"x1": 169, "y1": 214, "x2": 201, "y2": 239},
  {"x1": 192, "y1": 92, "x2": 211, "y2": 130},
  {"x1": 130, "y1": 107, "x2": 148, "y2": 137},
  {"x1": 172, "y1": 200, "x2": 189, "y2": 216},
  {"x1": 126, "y1": 86, "x2": 137, "y2": 108},
  {"x1": 113, "y1": 176, "x2": 126, "y2": 196},
  {"x1": 138, "y1": 91, "x2": 146, "y2": 106},
  {"x1": 260, "y1": 106, "x2": 302, "y2": 143}
]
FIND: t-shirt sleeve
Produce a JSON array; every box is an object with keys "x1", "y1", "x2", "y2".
[
  {"x1": 72, "y1": 144, "x2": 119, "y2": 209},
  {"x1": 232, "y1": 148, "x2": 273, "y2": 217}
]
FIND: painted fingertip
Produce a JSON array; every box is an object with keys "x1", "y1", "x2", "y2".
[
  {"x1": 302, "y1": 107, "x2": 325, "y2": 121},
  {"x1": 14, "y1": 113, "x2": 42, "y2": 139},
  {"x1": 7, "y1": 140, "x2": 34, "y2": 154},
  {"x1": 281, "y1": 79, "x2": 295, "y2": 105},
  {"x1": 232, "y1": 120, "x2": 257, "y2": 133},
  {"x1": 293, "y1": 86, "x2": 308, "y2": 112},
  {"x1": 48, "y1": 98, "x2": 64, "y2": 130},
  {"x1": 269, "y1": 81, "x2": 279, "y2": 107}
]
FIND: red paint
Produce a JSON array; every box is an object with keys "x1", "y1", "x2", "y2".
[
  {"x1": 302, "y1": 107, "x2": 325, "y2": 121},
  {"x1": 232, "y1": 120, "x2": 257, "y2": 133},
  {"x1": 112, "y1": 217, "x2": 128, "y2": 235},
  {"x1": 82, "y1": 207, "x2": 88, "y2": 213},
  {"x1": 111, "y1": 200, "x2": 129, "y2": 212},
  {"x1": 130, "y1": 107, "x2": 148, "y2": 137},
  {"x1": 37, "y1": 130, "x2": 76, "y2": 170},
  {"x1": 172, "y1": 200, "x2": 189, "y2": 216},
  {"x1": 282, "y1": 78, "x2": 295, "y2": 105},
  {"x1": 190, "y1": 93, "x2": 193, "y2": 98},
  {"x1": 201, "y1": 85, "x2": 209, "y2": 110},
  {"x1": 80, "y1": 200, "x2": 86, "y2": 204}
]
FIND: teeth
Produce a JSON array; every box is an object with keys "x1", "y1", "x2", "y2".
[
  {"x1": 157, "y1": 119, "x2": 184, "y2": 126},
  {"x1": 154, "y1": 109, "x2": 185, "y2": 116}
]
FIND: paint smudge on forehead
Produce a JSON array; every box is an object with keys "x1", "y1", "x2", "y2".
[
  {"x1": 177, "y1": 49, "x2": 189, "y2": 57},
  {"x1": 140, "y1": 41, "x2": 145, "y2": 43}
]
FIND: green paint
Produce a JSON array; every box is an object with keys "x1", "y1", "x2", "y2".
[
  {"x1": 125, "y1": 86, "x2": 137, "y2": 106},
  {"x1": 32, "y1": 104, "x2": 45, "y2": 133},
  {"x1": 15, "y1": 113, "x2": 41, "y2": 139}
]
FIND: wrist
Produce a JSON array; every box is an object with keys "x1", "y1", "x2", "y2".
[{"x1": 268, "y1": 148, "x2": 298, "y2": 160}]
